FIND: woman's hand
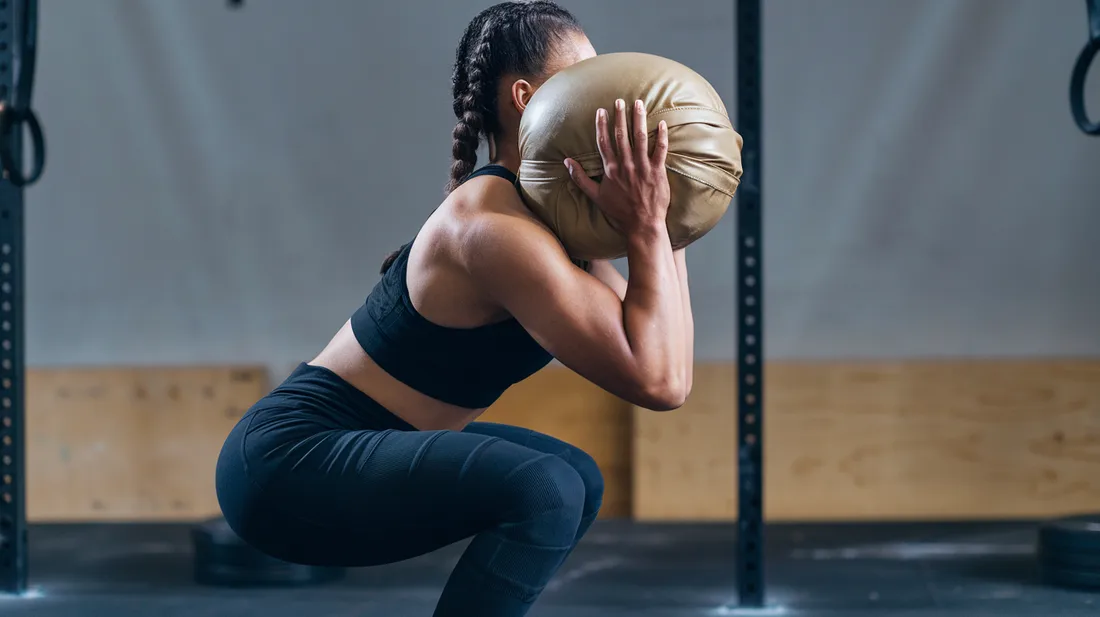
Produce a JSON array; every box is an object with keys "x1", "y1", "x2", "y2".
[{"x1": 565, "y1": 99, "x2": 670, "y2": 237}]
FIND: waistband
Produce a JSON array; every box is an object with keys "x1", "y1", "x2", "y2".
[{"x1": 265, "y1": 362, "x2": 417, "y2": 432}]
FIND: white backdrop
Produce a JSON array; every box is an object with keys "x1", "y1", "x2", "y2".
[{"x1": 24, "y1": 0, "x2": 1100, "y2": 370}]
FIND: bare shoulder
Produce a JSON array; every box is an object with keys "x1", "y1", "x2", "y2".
[{"x1": 450, "y1": 175, "x2": 570, "y2": 277}]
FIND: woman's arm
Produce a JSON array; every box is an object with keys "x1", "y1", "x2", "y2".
[
  {"x1": 674, "y1": 249, "x2": 694, "y2": 394},
  {"x1": 588, "y1": 260, "x2": 627, "y2": 299},
  {"x1": 591, "y1": 254, "x2": 693, "y2": 394},
  {"x1": 467, "y1": 209, "x2": 687, "y2": 411},
  {"x1": 468, "y1": 100, "x2": 688, "y2": 410}
]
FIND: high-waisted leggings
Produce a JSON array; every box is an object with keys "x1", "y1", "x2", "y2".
[{"x1": 215, "y1": 363, "x2": 604, "y2": 617}]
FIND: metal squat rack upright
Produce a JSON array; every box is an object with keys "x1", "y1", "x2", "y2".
[
  {"x1": 735, "y1": 0, "x2": 765, "y2": 608},
  {"x1": 0, "y1": 0, "x2": 45, "y2": 596}
]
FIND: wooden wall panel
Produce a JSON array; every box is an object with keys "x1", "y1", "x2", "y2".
[
  {"x1": 26, "y1": 367, "x2": 267, "y2": 521},
  {"x1": 634, "y1": 360, "x2": 1100, "y2": 521},
  {"x1": 26, "y1": 359, "x2": 1100, "y2": 523}
]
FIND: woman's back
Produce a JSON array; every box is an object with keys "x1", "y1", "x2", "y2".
[{"x1": 309, "y1": 166, "x2": 559, "y2": 430}]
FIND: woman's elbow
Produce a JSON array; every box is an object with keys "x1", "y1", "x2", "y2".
[{"x1": 637, "y1": 378, "x2": 690, "y2": 412}]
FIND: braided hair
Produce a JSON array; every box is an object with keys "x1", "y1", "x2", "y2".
[{"x1": 445, "y1": 1, "x2": 583, "y2": 193}]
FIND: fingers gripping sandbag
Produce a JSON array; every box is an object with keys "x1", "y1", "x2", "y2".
[{"x1": 518, "y1": 52, "x2": 744, "y2": 260}]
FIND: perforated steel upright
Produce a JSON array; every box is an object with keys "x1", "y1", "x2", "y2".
[
  {"x1": 735, "y1": 0, "x2": 764, "y2": 607},
  {"x1": 0, "y1": 0, "x2": 29, "y2": 596}
]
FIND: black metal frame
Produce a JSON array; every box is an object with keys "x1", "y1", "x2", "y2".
[
  {"x1": 0, "y1": 0, "x2": 38, "y2": 596},
  {"x1": 735, "y1": 0, "x2": 765, "y2": 608}
]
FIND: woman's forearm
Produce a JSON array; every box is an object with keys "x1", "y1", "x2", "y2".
[
  {"x1": 674, "y1": 249, "x2": 694, "y2": 393},
  {"x1": 622, "y1": 224, "x2": 688, "y2": 406}
]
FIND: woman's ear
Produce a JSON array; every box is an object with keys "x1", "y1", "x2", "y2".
[{"x1": 510, "y1": 79, "x2": 537, "y2": 113}]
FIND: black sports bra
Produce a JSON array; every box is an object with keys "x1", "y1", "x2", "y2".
[{"x1": 349, "y1": 166, "x2": 555, "y2": 409}]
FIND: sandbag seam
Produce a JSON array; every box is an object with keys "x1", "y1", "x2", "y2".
[{"x1": 666, "y1": 161, "x2": 741, "y2": 197}]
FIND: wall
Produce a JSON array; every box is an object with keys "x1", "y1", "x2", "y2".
[{"x1": 24, "y1": 0, "x2": 1100, "y2": 371}]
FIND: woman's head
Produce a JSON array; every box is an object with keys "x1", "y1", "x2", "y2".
[{"x1": 447, "y1": 1, "x2": 594, "y2": 193}]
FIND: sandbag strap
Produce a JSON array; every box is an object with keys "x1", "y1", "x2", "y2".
[
  {"x1": 649, "y1": 106, "x2": 733, "y2": 131},
  {"x1": 520, "y1": 106, "x2": 735, "y2": 180}
]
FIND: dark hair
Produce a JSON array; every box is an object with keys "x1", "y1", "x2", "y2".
[{"x1": 445, "y1": 0, "x2": 583, "y2": 193}]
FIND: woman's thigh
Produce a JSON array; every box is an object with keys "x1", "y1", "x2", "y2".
[
  {"x1": 462, "y1": 422, "x2": 593, "y2": 462},
  {"x1": 226, "y1": 423, "x2": 563, "y2": 568},
  {"x1": 463, "y1": 422, "x2": 604, "y2": 504}
]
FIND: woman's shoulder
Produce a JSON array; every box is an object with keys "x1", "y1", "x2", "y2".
[
  {"x1": 450, "y1": 174, "x2": 551, "y2": 238},
  {"x1": 443, "y1": 179, "x2": 572, "y2": 273}
]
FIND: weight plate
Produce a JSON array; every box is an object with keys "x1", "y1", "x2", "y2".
[{"x1": 1038, "y1": 514, "x2": 1100, "y2": 552}]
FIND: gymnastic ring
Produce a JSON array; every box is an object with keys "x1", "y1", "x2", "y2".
[
  {"x1": 0, "y1": 105, "x2": 46, "y2": 187},
  {"x1": 1070, "y1": 39, "x2": 1100, "y2": 136}
]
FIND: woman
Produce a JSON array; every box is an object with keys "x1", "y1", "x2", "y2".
[{"x1": 215, "y1": 2, "x2": 693, "y2": 615}]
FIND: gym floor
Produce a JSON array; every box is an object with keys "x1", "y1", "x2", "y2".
[{"x1": 5, "y1": 520, "x2": 1097, "y2": 616}]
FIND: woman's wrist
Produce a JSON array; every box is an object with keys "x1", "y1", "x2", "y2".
[{"x1": 625, "y1": 218, "x2": 669, "y2": 247}]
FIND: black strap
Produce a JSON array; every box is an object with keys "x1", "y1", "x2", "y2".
[
  {"x1": 1071, "y1": 0, "x2": 1100, "y2": 136},
  {"x1": 0, "y1": 0, "x2": 44, "y2": 186},
  {"x1": 459, "y1": 164, "x2": 591, "y2": 270},
  {"x1": 462, "y1": 165, "x2": 517, "y2": 185}
]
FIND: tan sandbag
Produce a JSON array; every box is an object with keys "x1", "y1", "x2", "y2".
[{"x1": 518, "y1": 52, "x2": 743, "y2": 260}]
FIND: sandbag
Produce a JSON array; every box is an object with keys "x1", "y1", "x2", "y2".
[{"x1": 518, "y1": 52, "x2": 743, "y2": 260}]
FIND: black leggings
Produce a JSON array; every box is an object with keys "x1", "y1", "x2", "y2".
[{"x1": 215, "y1": 363, "x2": 604, "y2": 617}]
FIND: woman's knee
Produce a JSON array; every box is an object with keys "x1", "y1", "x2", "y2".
[
  {"x1": 565, "y1": 447, "x2": 605, "y2": 518},
  {"x1": 502, "y1": 454, "x2": 586, "y2": 546}
]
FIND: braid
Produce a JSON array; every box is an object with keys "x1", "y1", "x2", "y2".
[
  {"x1": 446, "y1": 17, "x2": 500, "y2": 194},
  {"x1": 442, "y1": 2, "x2": 583, "y2": 195},
  {"x1": 450, "y1": 12, "x2": 486, "y2": 118}
]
